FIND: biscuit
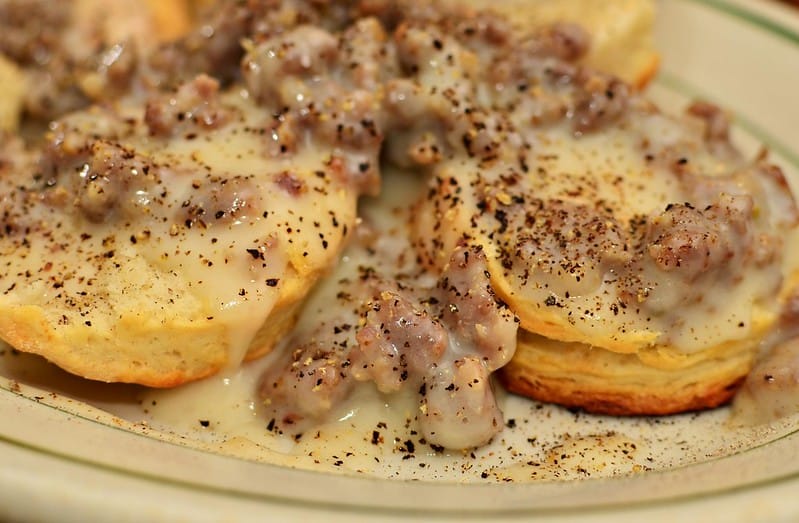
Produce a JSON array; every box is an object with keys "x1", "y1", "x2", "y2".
[
  {"x1": 0, "y1": 84, "x2": 362, "y2": 386},
  {"x1": 460, "y1": 0, "x2": 659, "y2": 86},
  {"x1": 499, "y1": 330, "x2": 755, "y2": 415},
  {"x1": 412, "y1": 78, "x2": 797, "y2": 414}
]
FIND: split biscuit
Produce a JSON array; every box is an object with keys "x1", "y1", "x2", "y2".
[
  {"x1": 413, "y1": 87, "x2": 797, "y2": 413},
  {"x1": 459, "y1": 0, "x2": 659, "y2": 87},
  {"x1": 0, "y1": 83, "x2": 362, "y2": 386}
]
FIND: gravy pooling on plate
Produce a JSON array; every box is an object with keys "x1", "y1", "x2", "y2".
[{"x1": 0, "y1": 0, "x2": 798, "y2": 451}]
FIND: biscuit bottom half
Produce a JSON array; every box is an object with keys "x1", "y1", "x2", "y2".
[{"x1": 498, "y1": 329, "x2": 764, "y2": 416}]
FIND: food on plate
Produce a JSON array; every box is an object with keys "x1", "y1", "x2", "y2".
[
  {"x1": 0, "y1": 0, "x2": 796, "y2": 449},
  {"x1": 412, "y1": 89, "x2": 798, "y2": 414},
  {"x1": 0, "y1": 75, "x2": 369, "y2": 386},
  {"x1": 0, "y1": 0, "x2": 391, "y2": 385}
]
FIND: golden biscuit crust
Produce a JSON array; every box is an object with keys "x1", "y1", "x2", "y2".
[
  {"x1": 0, "y1": 55, "x2": 24, "y2": 131},
  {"x1": 499, "y1": 331, "x2": 757, "y2": 415}
]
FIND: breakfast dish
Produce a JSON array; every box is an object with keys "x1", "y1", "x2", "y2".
[
  {"x1": 0, "y1": 0, "x2": 680, "y2": 434},
  {"x1": 1, "y1": 0, "x2": 799, "y2": 520},
  {"x1": 1, "y1": 0, "x2": 798, "y2": 438}
]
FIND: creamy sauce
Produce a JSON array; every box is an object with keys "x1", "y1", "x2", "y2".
[
  {"x1": 414, "y1": 101, "x2": 791, "y2": 356},
  {"x1": 3, "y1": 166, "x2": 799, "y2": 482},
  {"x1": 733, "y1": 337, "x2": 799, "y2": 426}
]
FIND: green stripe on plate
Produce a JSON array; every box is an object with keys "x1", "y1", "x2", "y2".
[{"x1": 687, "y1": 0, "x2": 799, "y2": 46}]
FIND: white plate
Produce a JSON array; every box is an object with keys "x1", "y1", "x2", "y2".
[{"x1": 2, "y1": 1, "x2": 799, "y2": 521}]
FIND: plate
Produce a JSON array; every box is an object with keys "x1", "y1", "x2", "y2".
[{"x1": 2, "y1": 0, "x2": 799, "y2": 521}]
